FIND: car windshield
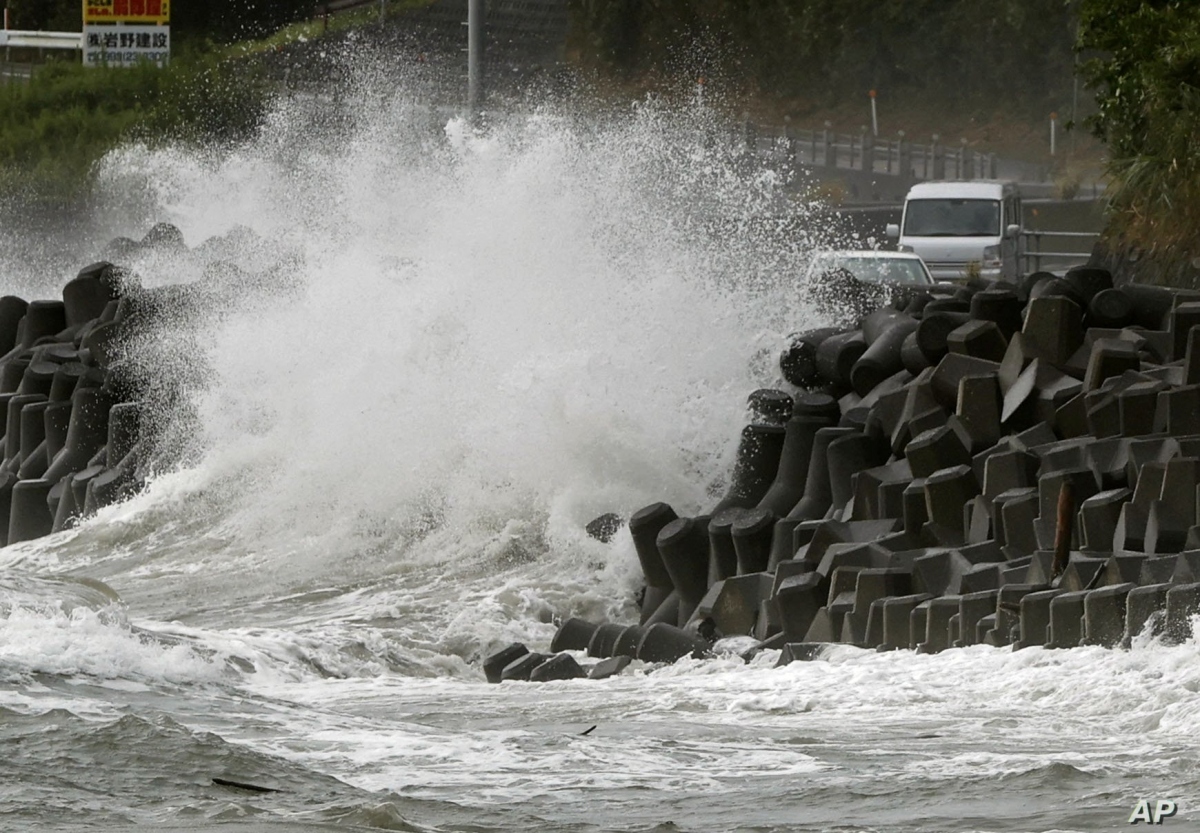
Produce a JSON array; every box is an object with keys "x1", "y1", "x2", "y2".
[
  {"x1": 903, "y1": 198, "x2": 1001, "y2": 237},
  {"x1": 816, "y1": 256, "x2": 931, "y2": 286}
]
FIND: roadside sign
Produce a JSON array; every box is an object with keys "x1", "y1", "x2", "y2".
[
  {"x1": 83, "y1": 23, "x2": 170, "y2": 66},
  {"x1": 83, "y1": 0, "x2": 170, "y2": 25}
]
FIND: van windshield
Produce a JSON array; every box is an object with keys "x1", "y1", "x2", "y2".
[{"x1": 903, "y1": 198, "x2": 1001, "y2": 237}]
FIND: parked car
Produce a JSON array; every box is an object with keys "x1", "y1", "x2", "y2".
[
  {"x1": 804, "y1": 249, "x2": 934, "y2": 322},
  {"x1": 807, "y1": 249, "x2": 935, "y2": 287}
]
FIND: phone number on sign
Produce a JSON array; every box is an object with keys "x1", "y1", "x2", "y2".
[{"x1": 85, "y1": 51, "x2": 169, "y2": 64}]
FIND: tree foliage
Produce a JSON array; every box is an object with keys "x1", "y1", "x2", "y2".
[
  {"x1": 1077, "y1": 0, "x2": 1200, "y2": 257},
  {"x1": 567, "y1": 0, "x2": 1077, "y2": 114}
]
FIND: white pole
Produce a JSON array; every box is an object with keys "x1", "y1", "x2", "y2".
[
  {"x1": 1050, "y1": 112, "x2": 1057, "y2": 156},
  {"x1": 869, "y1": 89, "x2": 878, "y2": 137}
]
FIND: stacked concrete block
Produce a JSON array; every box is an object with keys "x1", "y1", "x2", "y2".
[
  {"x1": 529, "y1": 267, "x2": 1200, "y2": 684},
  {"x1": 0, "y1": 259, "x2": 164, "y2": 548}
]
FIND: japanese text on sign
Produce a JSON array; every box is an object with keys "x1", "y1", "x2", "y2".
[
  {"x1": 84, "y1": 24, "x2": 170, "y2": 67},
  {"x1": 84, "y1": 0, "x2": 170, "y2": 25}
]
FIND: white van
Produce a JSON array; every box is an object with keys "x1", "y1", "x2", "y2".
[{"x1": 886, "y1": 180, "x2": 1023, "y2": 282}]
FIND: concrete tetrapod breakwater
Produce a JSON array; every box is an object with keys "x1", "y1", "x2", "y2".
[
  {"x1": 488, "y1": 265, "x2": 1200, "y2": 682},
  {"x1": 0, "y1": 260, "x2": 152, "y2": 545}
]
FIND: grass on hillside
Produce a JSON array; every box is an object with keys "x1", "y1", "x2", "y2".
[{"x1": 0, "y1": 48, "x2": 270, "y2": 200}]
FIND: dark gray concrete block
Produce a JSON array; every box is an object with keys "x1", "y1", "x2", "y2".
[
  {"x1": 915, "y1": 311, "x2": 972, "y2": 365},
  {"x1": 1080, "y1": 488, "x2": 1133, "y2": 553},
  {"x1": 636, "y1": 623, "x2": 711, "y2": 663},
  {"x1": 876, "y1": 593, "x2": 932, "y2": 651},
  {"x1": 955, "y1": 374, "x2": 1003, "y2": 450},
  {"x1": 552, "y1": 618, "x2": 601, "y2": 653},
  {"x1": 1138, "y1": 555, "x2": 1178, "y2": 586},
  {"x1": 1060, "y1": 555, "x2": 1108, "y2": 592},
  {"x1": 707, "y1": 508, "x2": 744, "y2": 585},
  {"x1": 780, "y1": 328, "x2": 842, "y2": 388},
  {"x1": 1088, "y1": 288, "x2": 1135, "y2": 328},
  {"x1": 924, "y1": 465, "x2": 981, "y2": 543},
  {"x1": 586, "y1": 623, "x2": 627, "y2": 659},
  {"x1": 902, "y1": 478, "x2": 929, "y2": 537},
  {"x1": 998, "y1": 489, "x2": 1040, "y2": 555},
  {"x1": 775, "y1": 642, "x2": 830, "y2": 666},
  {"x1": 656, "y1": 515, "x2": 715, "y2": 621},
  {"x1": 1169, "y1": 301, "x2": 1200, "y2": 361},
  {"x1": 983, "y1": 449, "x2": 1038, "y2": 500},
  {"x1": 948, "y1": 319, "x2": 1008, "y2": 363},
  {"x1": 775, "y1": 571, "x2": 827, "y2": 643},
  {"x1": 1102, "y1": 554, "x2": 1147, "y2": 587},
  {"x1": 905, "y1": 425, "x2": 971, "y2": 478},
  {"x1": 958, "y1": 590, "x2": 999, "y2": 647},
  {"x1": 1164, "y1": 582, "x2": 1200, "y2": 644},
  {"x1": 731, "y1": 508, "x2": 776, "y2": 575},
  {"x1": 484, "y1": 643, "x2": 529, "y2": 684},
  {"x1": 1046, "y1": 590, "x2": 1089, "y2": 648},
  {"x1": 612, "y1": 626, "x2": 644, "y2": 658},
  {"x1": 965, "y1": 496, "x2": 992, "y2": 545},
  {"x1": 931, "y1": 353, "x2": 1002, "y2": 411},
  {"x1": 712, "y1": 572, "x2": 774, "y2": 637},
  {"x1": 1113, "y1": 502, "x2": 1150, "y2": 554},
  {"x1": 1024, "y1": 296, "x2": 1085, "y2": 367},
  {"x1": 530, "y1": 653, "x2": 587, "y2": 682},
  {"x1": 1015, "y1": 589, "x2": 1061, "y2": 649},
  {"x1": 802, "y1": 607, "x2": 838, "y2": 643},
  {"x1": 976, "y1": 613, "x2": 999, "y2": 645},
  {"x1": 960, "y1": 561, "x2": 1002, "y2": 593},
  {"x1": 1083, "y1": 338, "x2": 1141, "y2": 393},
  {"x1": 1083, "y1": 583, "x2": 1136, "y2": 647},
  {"x1": 971, "y1": 288, "x2": 1024, "y2": 337},
  {"x1": 1124, "y1": 584, "x2": 1171, "y2": 645},
  {"x1": 853, "y1": 568, "x2": 912, "y2": 617},
  {"x1": 501, "y1": 652, "x2": 547, "y2": 682},
  {"x1": 1085, "y1": 390, "x2": 1122, "y2": 439},
  {"x1": 909, "y1": 601, "x2": 931, "y2": 650},
  {"x1": 816, "y1": 330, "x2": 868, "y2": 389},
  {"x1": 1171, "y1": 551, "x2": 1200, "y2": 583},
  {"x1": 629, "y1": 502, "x2": 678, "y2": 590},
  {"x1": 1162, "y1": 385, "x2": 1200, "y2": 436},
  {"x1": 589, "y1": 655, "x2": 632, "y2": 680},
  {"x1": 917, "y1": 596, "x2": 961, "y2": 654},
  {"x1": 1118, "y1": 380, "x2": 1166, "y2": 437},
  {"x1": 1053, "y1": 392, "x2": 1090, "y2": 439}
]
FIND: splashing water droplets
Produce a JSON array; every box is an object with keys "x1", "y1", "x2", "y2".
[{"x1": 69, "y1": 67, "x2": 836, "y2": 636}]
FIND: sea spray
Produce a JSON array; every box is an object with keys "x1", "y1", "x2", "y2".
[{"x1": 19, "y1": 62, "x2": 842, "y2": 666}]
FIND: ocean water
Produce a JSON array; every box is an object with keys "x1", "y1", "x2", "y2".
[{"x1": 0, "y1": 59, "x2": 1198, "y2": 833}]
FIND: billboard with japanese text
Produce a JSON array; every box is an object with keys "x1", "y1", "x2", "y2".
[
  {"x1": 84, "y1": 24, "x2": 170, "y2": 66},
  {"x1": 84, "y1": 0, "x2": 170, "y2": 25}
]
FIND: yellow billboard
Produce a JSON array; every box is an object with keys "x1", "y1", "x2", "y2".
[{"x1": 84, "y1": 0, "x2": 170, "y2": 25}]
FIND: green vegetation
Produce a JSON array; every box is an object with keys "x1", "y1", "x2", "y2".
[
  {"x1": 0, "y1": 52, "x2": 270, "y2": 200},
  {"x1": 1076, "y1": 0, "x2": 1200, "y2": 264},
  {"x1": 0, "y1": 0, "x2": 441, "y2": 205}
]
